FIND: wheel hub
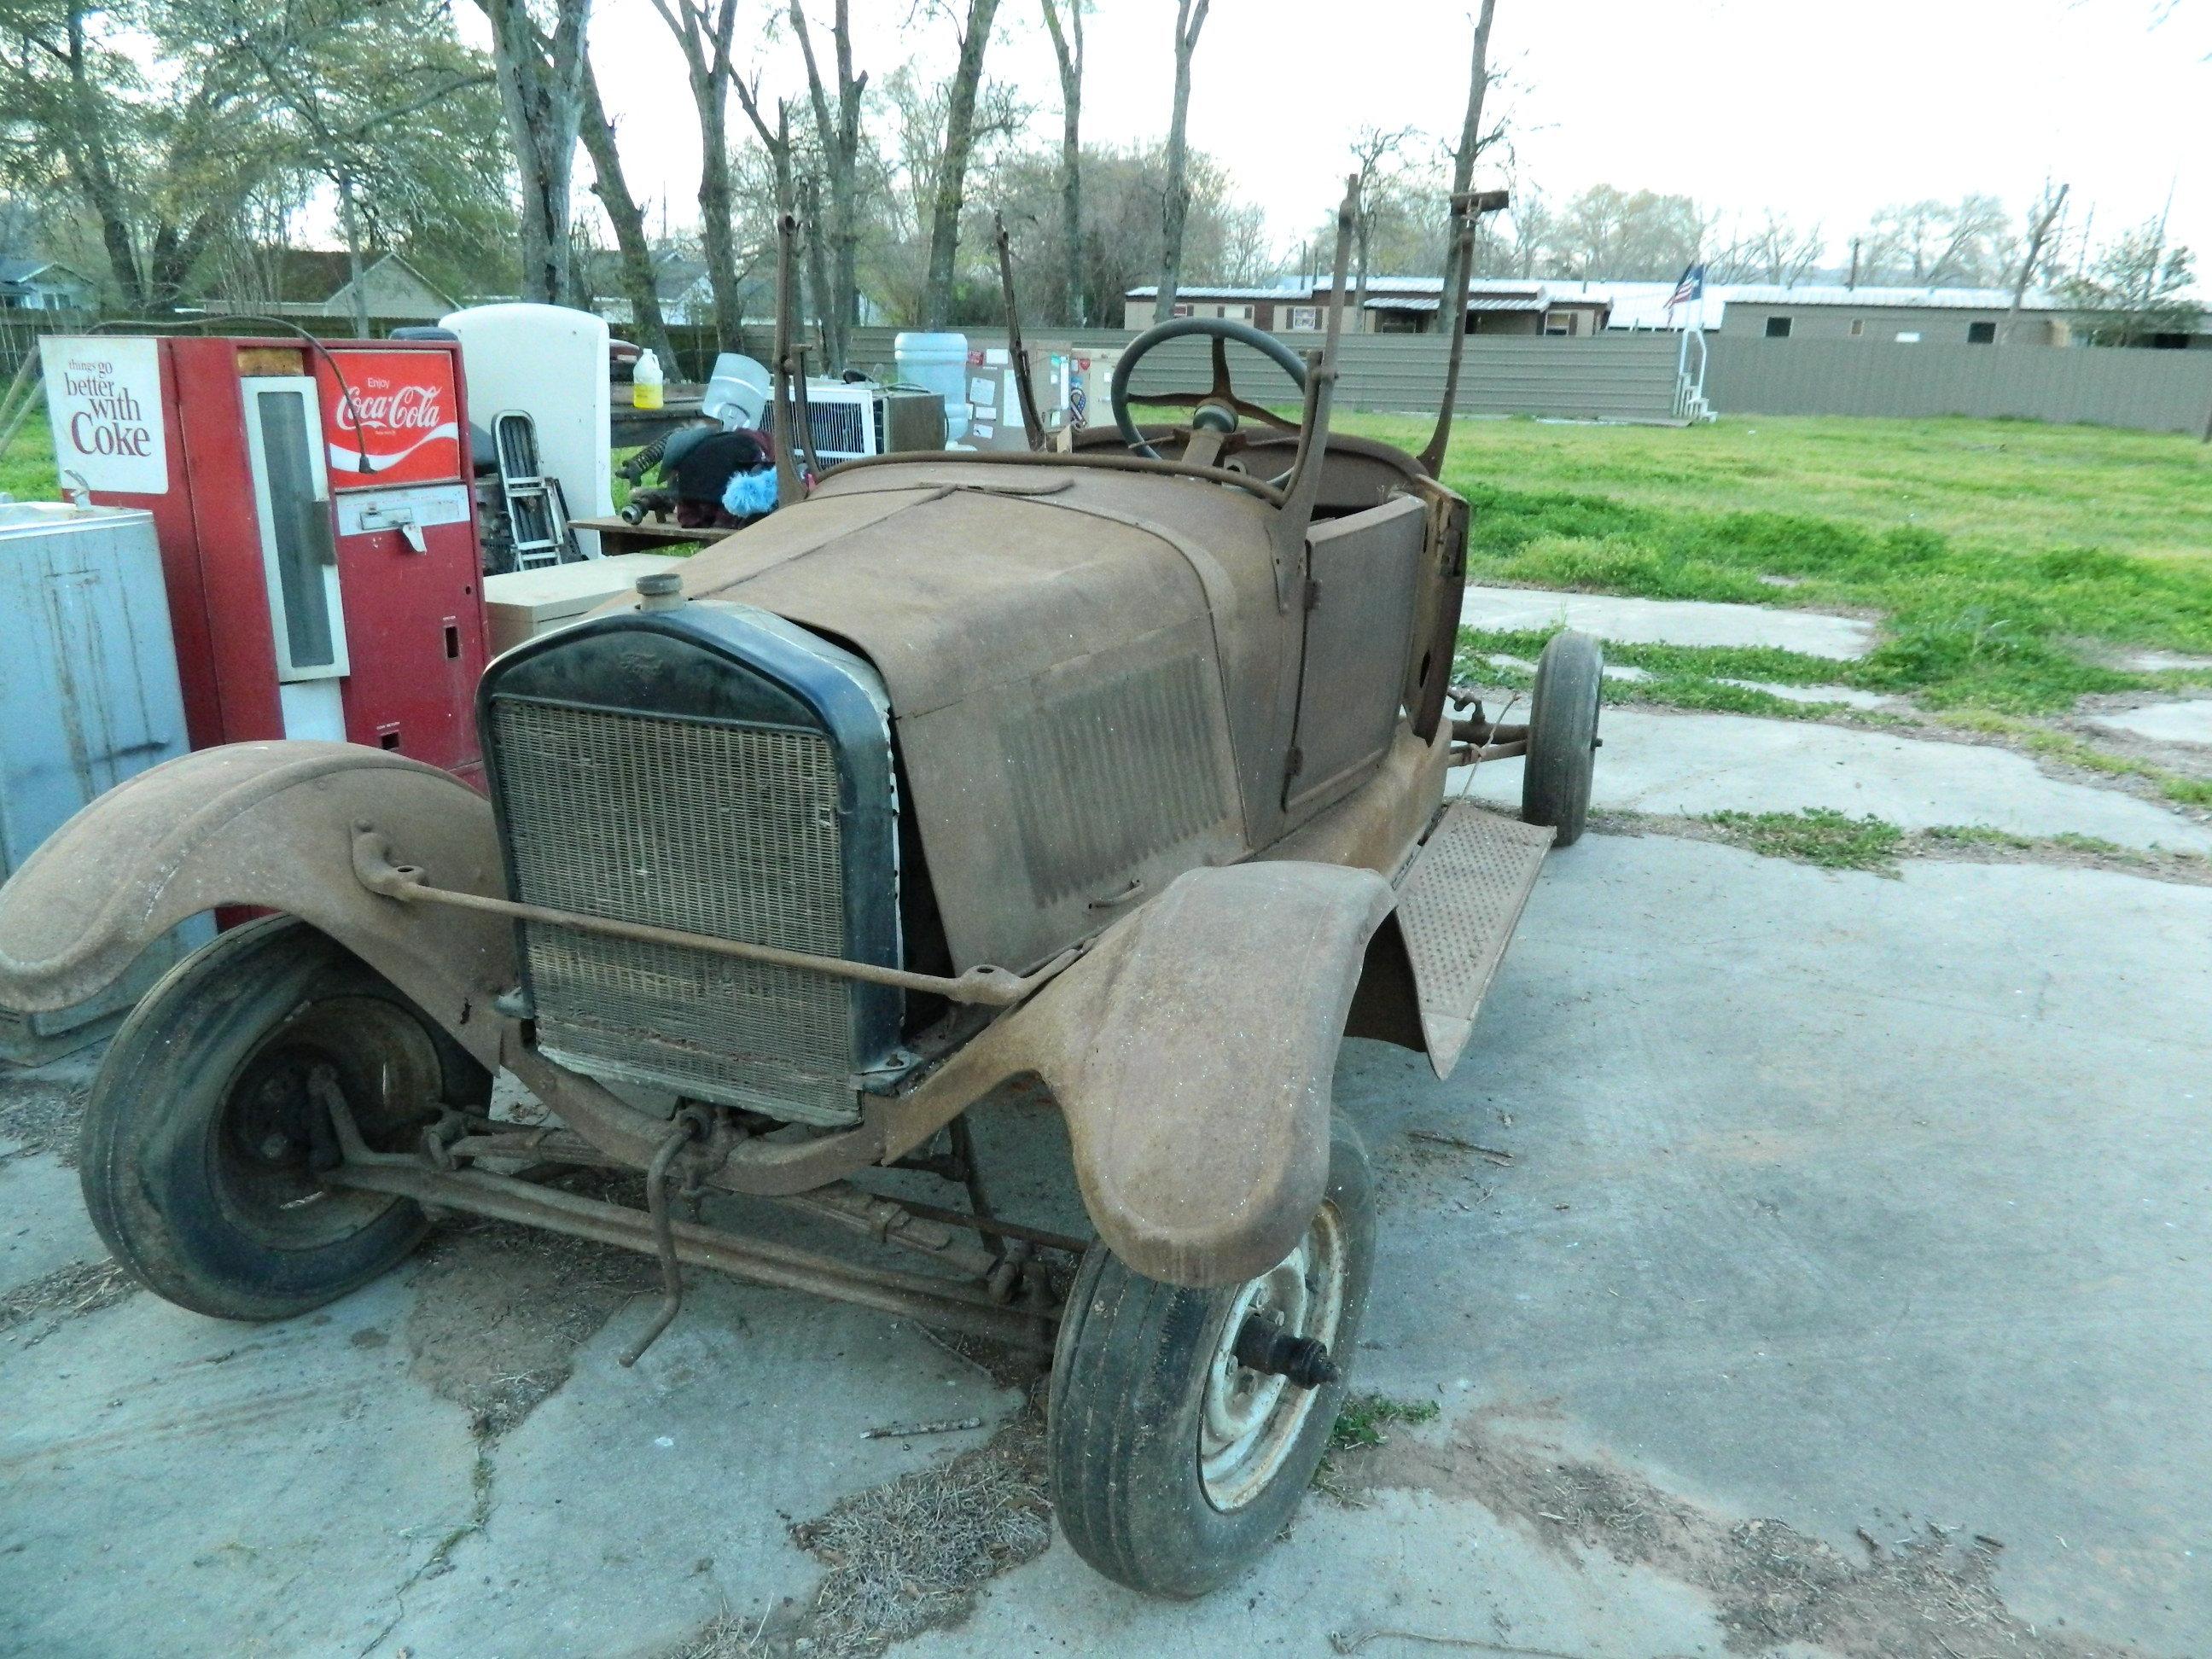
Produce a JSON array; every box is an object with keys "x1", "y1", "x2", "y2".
[{"x1": 1197, "y1": 1205, "x2": 1348, "y2": 1511}]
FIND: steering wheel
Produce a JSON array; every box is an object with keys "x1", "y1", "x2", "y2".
[{"x1": 1109, "y1": 316, "x2": 1309, "y2": 463}]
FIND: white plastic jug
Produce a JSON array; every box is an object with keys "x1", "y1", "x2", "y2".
[
  {"x1": 632, "y1": 348, "x2": 664, "y2": 411},
  {"x1": 894, "y1": 331, "x2": 969, "y2": 442}
]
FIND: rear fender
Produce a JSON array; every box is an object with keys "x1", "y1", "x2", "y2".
[
  {"x1": 0, "y1": 742, "x2": 513, "y2": 1070},
  {"x1": 894, "y1": 861, "x2": 1394, "y2": 1288}
]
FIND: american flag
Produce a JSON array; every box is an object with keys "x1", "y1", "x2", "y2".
[{"x1": 1668, "y1": 262, "x2": 1706, "y2": 308}]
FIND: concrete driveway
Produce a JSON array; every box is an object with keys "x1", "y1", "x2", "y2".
[{"x1": 3, "y1": 701, "x2": 2207, "y2": 1657}]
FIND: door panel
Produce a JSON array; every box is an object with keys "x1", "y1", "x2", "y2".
[{"x1": 1283, "y1": 493, "x2": 1427, "y2": 818}]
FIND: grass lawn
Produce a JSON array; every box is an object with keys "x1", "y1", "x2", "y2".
[
  {"x1": 0, "y1": 410, "x2": 55, "y2": 501},
  {"x1": 1324, "y1": 411, "x2": 2212, "y2": 717},
  {"x1": 15, "y1": 388, "x2": 2212, "y2": 720}
]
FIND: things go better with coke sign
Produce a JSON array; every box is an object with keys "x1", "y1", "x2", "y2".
[
  {"x1": 316, "y1": 349, "x2": 463, "y2": 491},
  {"x1": 42, "y1": 335, "x2": 168, "y2": 496}
]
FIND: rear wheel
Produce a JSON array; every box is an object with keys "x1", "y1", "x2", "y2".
[
  {"x1": 1522, "y1": 628, "x2": 1604, "y2": 847},
  {"x1": 1046, "y1": 1115, "x2": 1375, "y2": 1598},
  {"x1": 79, "y1": 916, "x2": 490, "y2": 1321}
]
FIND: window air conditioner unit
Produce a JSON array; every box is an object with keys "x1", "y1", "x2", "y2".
[{"x1": 802, "y1": 381, "x2": 946, "y2": 463}]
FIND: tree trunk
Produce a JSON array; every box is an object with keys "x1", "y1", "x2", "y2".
[
  {"x1": 921, "y1": 0, "x2": 1003, "y2": 329},
  {"x1": 1040, "y1": 0, "x2": 1085, "y2": 326},
  {"x1": 336, "y1": 172, "x2": 370, "y2": 335},
  {"x1": 649, "y1": 0, "x2": 742, "y2": 350},
  {"x1": 476, "y1": 0, "x2": 592, "y2": 306},
  {"x1": 579, "y1": 60, "x2": 680, "y2": 367},
  {"x1": 2003, "y1": 182, "x2": 2067, "y2": 345},
  {"x1": 1435, "y1": 0, "x2": 1498, "y2": 339},
  {"x1": 801, "y1": 174, "x2": 835, "y2": 366},
  {"x1": 1353, "y1": 220, "x2": 1371, "y2": 330},
  {"x1": 1154, "y1": 0, "x2": 1208, "y2": 324},
  {"x1": 792, "y1": 1, "x2": 866, "y2": 370},
  {"x1": 60, "y1": 3, "x2": 148, "y2": 310}
]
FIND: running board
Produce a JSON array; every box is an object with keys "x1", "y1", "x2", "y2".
[{"x1": 1394, "y1": 803, "x2": 1553, "y2": 1078}]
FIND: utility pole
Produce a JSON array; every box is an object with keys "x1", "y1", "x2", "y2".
[{"x1": 1847, "y1": 237, "x2": 1860, "y2": 289}]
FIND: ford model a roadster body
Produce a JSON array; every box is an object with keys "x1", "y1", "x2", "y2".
[{"x1": 0, "y1": 189, "x2": 1602, "y2": 1596}]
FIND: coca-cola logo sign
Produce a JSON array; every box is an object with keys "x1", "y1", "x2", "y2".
[{"x1": 317, "y1": 350, "x2": 462, "y2": 490}]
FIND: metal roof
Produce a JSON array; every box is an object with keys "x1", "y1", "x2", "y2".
[
  {"x1": 1365, "y1": 294, "x2": 1551, "y2": 314},
  {"x1": 1722, "y1": 284, "x2": 2067, "y2": 311},
  {"x1": 1122, "y1": 283, "x2": 1307, "y2": 300}
]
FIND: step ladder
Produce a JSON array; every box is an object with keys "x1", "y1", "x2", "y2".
[{"x1": 492, "y1": 410, "x2": 581, "y2": 570}]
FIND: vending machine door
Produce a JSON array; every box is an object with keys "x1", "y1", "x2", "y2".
[{"x1": 241, "y1": 375, "x2": 348, "y2": 684}]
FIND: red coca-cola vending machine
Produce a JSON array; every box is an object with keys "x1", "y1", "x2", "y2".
[{"x1": 42, "y1": 333, "x2": 491, "y2": 786}]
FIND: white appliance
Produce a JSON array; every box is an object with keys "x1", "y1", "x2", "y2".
[
  {"x1": 441, "y1": 303, "x2": 612, "y2": 555},
  {"x1": 801, "y1": 381, "x2": 947, "y2": 463}
]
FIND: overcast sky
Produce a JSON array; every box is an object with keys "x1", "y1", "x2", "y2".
[{"x1": 578, "y1": 0, "x2": 2212, "y2": 278}]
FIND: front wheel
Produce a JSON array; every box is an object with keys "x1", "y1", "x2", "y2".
[
  {"x1": 1522, "y1": 628, "x2": 1604, "y2": 847},
  {"x1": 1046, "y1": 1115, "x2": 1375, "y2": 1598},
  {"x1": 79, "y1": 916, "x2": 492, "y2": 1321}
]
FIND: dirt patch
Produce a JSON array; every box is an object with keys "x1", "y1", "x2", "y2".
[
  {"x1": 1336, "y1": 1408, "x2": 2123, "y2": 1657},
  {"x1": 0, "y1": 1257, "x2": 137, "y2": 1344},
  {"x1": 789, "y1": 1410, "x2": 1051, "y2": 1656},
  {"x1": 667, "y1": 1405, "x2": 1052, "y2": 1659},
  {"x1": 403, "y1": 1202, "x2": 658, "y2": 1441},
  {"x1": 0, "y1": 1068, "x2": 91, "y2": 1165}
]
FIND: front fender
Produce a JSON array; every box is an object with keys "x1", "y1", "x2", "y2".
[
  {"x1": 896, "y1": 861, "x2": 1394, "y2": 1288},
  {"x1": 0, "y1": 742, "x2": 513, "y2": 1069}
]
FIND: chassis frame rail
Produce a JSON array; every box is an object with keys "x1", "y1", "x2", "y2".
[{"x1": 329, "y1": 1160, "x2": 1062, "y2": 1352}]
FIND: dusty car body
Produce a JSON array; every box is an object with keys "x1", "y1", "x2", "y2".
[{"x1": 0, "y1": 186, "x2": 1601, "y2": 1595}]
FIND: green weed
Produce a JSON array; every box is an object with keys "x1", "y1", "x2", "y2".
[{"x1": 1703, "y1": 809, "x2": 1906, "y2": 872}]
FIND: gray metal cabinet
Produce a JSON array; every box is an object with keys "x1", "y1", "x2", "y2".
[{"x1": 0, "y1": 502, "x2": 209, "y2": 1061}]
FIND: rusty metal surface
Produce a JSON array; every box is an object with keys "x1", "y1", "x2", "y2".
[
  {"x1": 352, "y1": 832, "x2": 1062, "y2": 1008},
  {"x1": 0, "y1": 743, "x2": 512, "y2": 1068},
  {"x1": 1394, "y1": 802, "x2": 1554, "y2": 1079},
  {"x1": 329, "y1": 1159, "x2": 1058, "y2": 1351},
  {"x1": 870, "y1": 859, "x2": 1394, "y2": 1288},
  {"x1": 1284, "y1": 495, "x2": 1429, "y2": 817}
]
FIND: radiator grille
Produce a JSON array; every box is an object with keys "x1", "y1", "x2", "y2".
[{"x1": 492, "y1": 696, "x2": 859, "y2": 1124}]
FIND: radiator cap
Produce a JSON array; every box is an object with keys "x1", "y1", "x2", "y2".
[{"x1": 636, "y1": 571, "x2": 685, "y2": 612}]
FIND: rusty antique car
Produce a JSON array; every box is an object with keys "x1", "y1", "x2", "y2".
[{"x1": 0, "y1": 188, "x2": 1602, "y2": 1596}]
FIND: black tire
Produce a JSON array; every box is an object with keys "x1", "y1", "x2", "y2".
[
  {"x1": 79, "y1": 916, "x2": 491, "y2": 1322},
  {"x1": 1047, "y1": 1115, "x2": 1376, "y2": 1598},
  {"x1": 1522, "y1": 628, "x2": 1604, "y2": 847}
]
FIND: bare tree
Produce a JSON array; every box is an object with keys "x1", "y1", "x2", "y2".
[
  {"x1": 1746, "y1": 209, "x2": 1825, "y2": 286},
  {"x1": 919, "y1": 0, "x2": 1004, "y2": 329},
  {"x1": 649, "y1": 0, "x2": 746, "y2": 348},
  {"x1": 2003, "y1": 179, "x2": 2069, "y2": 341},
  {"x1": 1435, "y1": 0, "x2": 1499, "y2": 329},
  {"x1": 1152, "y1": 0, "x2": 1208, "y2": 323},
  {"x1": 1039, "y1": 0, "x2": 1086, "y2": 325},
  {"x1": 790, "y1": 0, "x2": 866, "y2": 369},
  {"x1": 475, "y1": 0, "x2": 592, "y2": 305},
  {"x1": 1345, "y1": 125, "x2": 1415, "y2": 327},
  {"x1": 579, "y1": 59, "x2": 678, "y2": 365}
]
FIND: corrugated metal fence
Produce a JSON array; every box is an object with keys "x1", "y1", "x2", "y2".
[
  {"x1": 847, "y1": 326, "x2": 1689, "y2": 424},
  {"x1": 1704, "y1": 337, "x2": 2212, "y2": 434}
]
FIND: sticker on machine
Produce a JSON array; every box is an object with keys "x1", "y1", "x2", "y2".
[
  {"x1": 41, "y1": 335, "x2": 167, "y2": 495},
  {"x1": 317, "y1": 350, "x2": 463, "y2": 490}
]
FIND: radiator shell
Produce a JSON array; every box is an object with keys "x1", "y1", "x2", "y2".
[{"x1": 479, "y1": 602, "x2": 899, "y2": 1125}]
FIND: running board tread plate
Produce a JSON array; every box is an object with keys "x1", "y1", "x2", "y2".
[{"x1": 1394, "y1": 803, "x2": 1553, "y2": 1078}]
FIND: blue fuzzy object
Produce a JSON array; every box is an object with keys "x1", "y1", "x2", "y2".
[{"x1": 722, "y1": 468, "x2": 780, "y2": 519}]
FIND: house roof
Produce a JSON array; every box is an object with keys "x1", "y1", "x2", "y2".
[
  {"x1": 1122, "y1": 283, "x2": 1303, "y2": 301},
  {"x1": 1365, "y1": 294, "x2": 1554, "y2": 314},
  {"x1": 0, "y1": 257, "x2": 93, "y2": 288},
  {"x1": 1722, "y1": 283, "x2": 2067, "y2": 311},
  {"x1": 267, "y1": 249, "x2": 455, "y2": 306}
]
